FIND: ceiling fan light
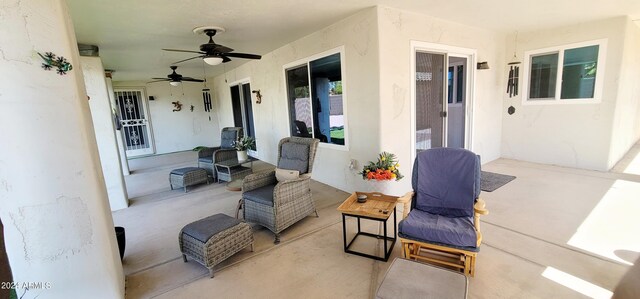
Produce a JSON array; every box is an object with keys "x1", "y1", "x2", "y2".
[
  {"x1": 169, "y1": 81, "x2": 181, "y2": 86},
  {"x1": 203, "y1": 56, "x2": 223, "y2": 66}
]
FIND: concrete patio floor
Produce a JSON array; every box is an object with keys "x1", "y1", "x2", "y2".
[{"x1": 116, "y1": 150, "x2": 640, "y2": 298}]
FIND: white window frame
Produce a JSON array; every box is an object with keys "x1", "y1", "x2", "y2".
[
  {"x1": 228, "y1": 78, "x2": 258, "y2": 158},
  {"x1": 521, "y1": 39, "x2": 607, "y2": 105},
  {"x1": 282, "y1": 46, "x2": 348, "y2": 151}
]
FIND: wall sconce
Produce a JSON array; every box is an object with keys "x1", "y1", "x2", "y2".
[
  {"x1": 477, "y1": 62, "x2": 490, "y2": 70},
  {"x1": 252, "y1": 90, "x2": 262, "y2": 104}
]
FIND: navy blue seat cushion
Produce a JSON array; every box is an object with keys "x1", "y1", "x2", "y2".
[
  {"x1": 278, "y1": 142, "x2": 309, "y2": 174},
  {"x1": 171, "y1": 167, "x2": 204, "y2": 176},
  {"x1": 198, "y1": 156, "x2": 214, "y2": 164},
  {"x1": 399, "y1": 209, "x2": 478, "y2": 251},
  {"x1": 243, "y1": 184, "x2": 276, "y2": 206},
  {"x1": 412, "y1": 148, "x2": 480, "y2": 217},
  {"x1": 220, "y1": 130, "x2": 237, "y2": 149},
  {"x1": 182, "y1": 213, "x2": 243, "y2": 243}
]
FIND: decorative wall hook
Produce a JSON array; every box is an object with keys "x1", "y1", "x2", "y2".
[
  {"x1": 172, "y1": 101, "x2": 182, "y2": 112},
  {"x1": 38, "y1": 52, "x2": 73, "y2": 75},
  {"x1": 190, "y1": 105, "x2": 194, "y2": 112},
  {"x1": 252, "y1": 90, "x2": 262, "y2": 104}
]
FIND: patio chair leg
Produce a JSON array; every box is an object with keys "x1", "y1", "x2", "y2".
[
  {"x1": 184, "y1": 186, "x2": 188, "y2": 193},
  {"x1": 235, "y1": 199, "x2": 243, "y2": 219},
  {"x1": 182, "y1": 254, "x2": 187, "y2": 262},
  {"x1": 274, "y1": 234, "x2": 280, "y2": 244},
  {"x1": 314, "y1": 209, "x2": 319, "y2": 217},
  {"x1": 250, "y1": 243, "x2": 254, "y2": 252},
  {"x1": 209, "y1": 268, "x2": 215, "y2": 278}
]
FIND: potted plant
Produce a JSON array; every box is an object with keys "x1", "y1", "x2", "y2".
[
  {"x1": 233, "y1": 136, "x2": 256, "y2": 162},
  {"x1": 358, "y1": 151, "x2": 404, "y2": 195}
]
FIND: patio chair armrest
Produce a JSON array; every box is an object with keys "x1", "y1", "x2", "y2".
[
  {"x1": 474, "y1": 198, "x2": 488, "y2": 247},
  {"x1": 397, "y1": 191, "x2": 414, "y2": 219},
  {"x1": 273, "y1": 177, "x2": 311, "y2": 207},
  {"x1": 242, "y1": 170, "x2": 277, "y2": 192},
  {"x1": 197, "y1": 146, "x2": 220, "y2": 159},
  {"x1": 214, "y1": 148, "x2": 237, "y2": 162},
  {"x1": 474, "y1": 198, "x2": 489, "y2": 215}
]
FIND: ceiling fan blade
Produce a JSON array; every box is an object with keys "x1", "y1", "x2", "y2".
[
  {"x1": 172, "y1": 55, "x2": 205, "y2": 65},
  {"x1": 221, "y1": 55, "x2": 232, "y2": 63},
  {"x1": 147, "y1": 79, "x2": 169, "y2": 83},
  {"x1": 224, "y1": 52, "x2": 261, "y2": 60},
  {"x1": 212, "y1": 44, "x2": 233, "y2": 53},
  {"x1": 162, "y1": 48, "x2": 205, "y2": 54},
  {"x1": 181, "y1": 77, "x2": 205, "y2": 82},
  {"x1": 151, "y1": 78, "x2": 169, "y2": 80}
]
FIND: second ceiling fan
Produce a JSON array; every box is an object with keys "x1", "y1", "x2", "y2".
[{"x1": 164, "y1": 26, "x2": 261, "y2": 66}]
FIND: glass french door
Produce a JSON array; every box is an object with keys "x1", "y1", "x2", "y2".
[
  {"x1": 415, "y1": 51, "x2": 446, "y2": 153},
  {"x1": 230, "y1": 81, "x2": 256, "y2": 151},
  {"x1": 114, "y1": 88, "x2": 155, "y2": 157},
  {"x1": 414, "y1": 50, "x2": 470, "y2": 156}
]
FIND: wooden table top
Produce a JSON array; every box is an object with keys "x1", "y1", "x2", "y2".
[{"x1": 337, "y1": 192, "x2": 398, "y2": 220}]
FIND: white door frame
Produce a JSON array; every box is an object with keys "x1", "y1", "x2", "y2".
[
  {"x1": 228, "y1": 78, "x2": 258, "y2": 157},
  {"x1": 410, "y1": 41, "x2": 476, "y2": 162},
  {"x1": 113, "y1": 87, "x2": 155, "y2": 157}
]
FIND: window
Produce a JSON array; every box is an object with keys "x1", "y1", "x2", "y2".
[
  {"x1": 447, "y1": 64, "x2": 464, "y2": 104},
  {"x1": 524, "y1": 40, "x2": 606, "y2": 103},
  {"x1": 285, "y1": 50, "x2": 346, "y2": 147}
]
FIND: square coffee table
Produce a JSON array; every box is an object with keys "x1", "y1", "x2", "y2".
[{"x1": 337, "y1": 192, "x2": 398, "y2": 261}]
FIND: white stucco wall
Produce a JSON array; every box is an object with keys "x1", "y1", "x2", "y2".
[
  {"x1": 377, "y1": 6, "x2": 506, "y2": 195},
  {"x1": 211, "y1": 7, "x2": 381, "y2": 193},
  {"x1": 113, "y1": 80, "x2": 220, "y2": 155},
  {"x1": 608, "y1": 18, "x2": 640, "y2": 169},
  {"x1": 81, "y1": 57, "x2": 129, "y2": 211},
  {"x1": 0, "y1": 0, "x2": 124, "y2": 297},
  {"x1": 501, "y1": 17, "x2": 627, "y2": 171}
]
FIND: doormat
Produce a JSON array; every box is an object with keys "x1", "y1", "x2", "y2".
[{"x1": 481, "y1": 171, "x2": 516, "y2": 192}]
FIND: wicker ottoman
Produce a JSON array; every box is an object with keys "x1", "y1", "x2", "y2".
[
  {"x1": 179, "y1": 214, "x2": 254, "y2": 278},
  {"x1": 170, "y1": 167, "x2": 209, "y2": 193}
]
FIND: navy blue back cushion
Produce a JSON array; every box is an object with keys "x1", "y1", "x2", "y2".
[{"x1": 412, "y1": 148, "x2": 481, "y2": 217}]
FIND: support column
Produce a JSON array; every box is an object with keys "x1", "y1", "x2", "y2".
[
  {"x1": 82, "y1": 57, "x2": 129, "y2": 210},
  {"x1": 0, "y1": 0, "x2": 125, "y2": 298},
  {"x1": 105, "y1": 72, "x2": 131, "y2": 176}
]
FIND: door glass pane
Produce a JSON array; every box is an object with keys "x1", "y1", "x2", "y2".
[
  {"x1": 286, "y1": 65, "x2": 312, "y2": 138},
  {"x1": 241, "y1": 83, "x2": 256, "y2": 144},
  {"x1": 529, "y1": 53, "x2": 558, "y2": 99},
  {"x1": 230, "y1": 85, "x2": 243, "y2": 128},
  {"x1": 456, "y1": 65, "x2": 464, "y2": 103},
  {"x1": 309, "y1": 53, "x2": 344, "y2": 145},
  {"x1": 415, "y1": 52, "x2": 445, "y2": 153},
  {"x1": 561, "y1": 45, "x2": 599, "y2": 99},
  {"x1": 447, "y1": 66, "x2": 454, "y2": 104}
]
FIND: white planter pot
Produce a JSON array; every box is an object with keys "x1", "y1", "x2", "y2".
[{"x1": 237, "y1": 150, "x2": 248, "y2": 162}]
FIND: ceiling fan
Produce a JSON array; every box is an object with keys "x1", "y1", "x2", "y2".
[
  {"x1": 163, "y1": 26, "x2": 261, "y2": 66},
  {"x1": 148, "y1": 66, "x2": 204, "y2": 86}
]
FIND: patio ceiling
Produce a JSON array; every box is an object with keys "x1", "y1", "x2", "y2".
[{"x1": 67, "y1": 0, "x2": 640, "y2": 81}]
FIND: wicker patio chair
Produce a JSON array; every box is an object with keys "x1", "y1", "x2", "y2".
[
  {"x1": 197, "y1": 127, "x2": 243, "y2": 180},
  {"x1": 241, "y1": 137, "x2": 319, "y2": 243}
]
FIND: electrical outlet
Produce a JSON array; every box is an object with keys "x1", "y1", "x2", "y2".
[{"x1": 348, "y1": 159, "x2": 357, "y2": 170}]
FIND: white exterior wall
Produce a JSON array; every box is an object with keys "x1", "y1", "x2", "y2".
[
  {"x1": 377, "y1": 6, "x2": 506, "y2": 195},
  {"x1": 0, "y1": 0, "x2": 124, "y2": 297},
  {"x1": 211, "y1": 8, "x2": 381, "y2": 193},
  {"x1": 608, "y1": 18, "x2": 640, "y2": 169},
  {"x1": 113, "y1": 80, "x2": 220, "y2": 155},
  {"x1": 81, "y1": 57, "x2": 129, "y2": 211},
  {"x1": 501, "y1": 17, "x2": 627, "y2": 171}
]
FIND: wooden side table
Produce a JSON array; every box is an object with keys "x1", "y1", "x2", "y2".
[{"x1": 337, "y1": 192, "x2": 398, "y2": 261}]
